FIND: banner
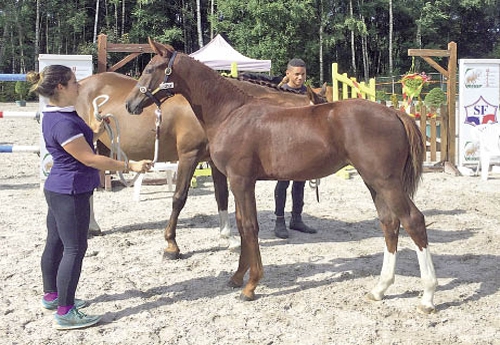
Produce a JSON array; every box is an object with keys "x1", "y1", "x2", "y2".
[
  {"x1": 458, "y1": 59, "x2": 500, "y2": 167},
  {"x1": 38, "y1": 55, "x2": 93, "y2": 183}
]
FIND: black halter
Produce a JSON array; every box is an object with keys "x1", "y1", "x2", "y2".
[{"x1": 138, "y1": 50, "x2": 178, "y2": 109}]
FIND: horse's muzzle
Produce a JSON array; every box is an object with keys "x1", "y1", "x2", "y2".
[{"x1": 125, "y1": 101, "x2": 144, "y2": 115}]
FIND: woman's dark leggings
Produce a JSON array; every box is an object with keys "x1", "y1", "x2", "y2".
[{"x1": 41, "y1": 189, "x2": 91, "y2": 307}]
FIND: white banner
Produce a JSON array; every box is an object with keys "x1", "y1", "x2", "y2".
[
  {"x1": 38, "y1": 55, "x2": 93, "y2": 182},
  {"x1": 458, "y1": 59, "x2": 500, "y2": 167}
]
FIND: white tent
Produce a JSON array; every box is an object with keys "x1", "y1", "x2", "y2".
[{"x1": 189, "y1": 34, "x2": 271, "y2": 72}]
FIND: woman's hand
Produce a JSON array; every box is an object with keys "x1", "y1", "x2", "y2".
[
  {"x1": 128, "y1": 160, "x2": 153, "y2": 173},
  {"x1": 91, "y1": 119, "x2": 108, "y2": 141}
]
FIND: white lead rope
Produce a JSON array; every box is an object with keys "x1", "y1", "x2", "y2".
[{"x1": 92, "y1": 95, "x2": 160, "y2": 187}]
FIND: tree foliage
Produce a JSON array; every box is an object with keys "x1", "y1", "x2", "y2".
[{"x1": 0, "y1": 0, "x2": 499, "y2": 84}]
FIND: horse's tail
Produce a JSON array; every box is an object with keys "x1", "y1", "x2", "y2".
[{"x1": 395, "y1": 110, "x2": 425, "y2": 198}]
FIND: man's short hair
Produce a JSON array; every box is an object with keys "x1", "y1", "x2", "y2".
[{"x1": 287, "y1": 58, "x2": 306, "y2": 69}]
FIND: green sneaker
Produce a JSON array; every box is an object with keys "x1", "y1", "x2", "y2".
[
  {"x1": 53, "y1": 307, "x2": 101, "y2": 330},
  {"x1": 42, "y1": 297, "x2": 89, "y2": 310}
]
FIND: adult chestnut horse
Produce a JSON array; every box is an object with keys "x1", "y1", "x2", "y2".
[
  {"x1": 76, "y1": 72, "x2": 316, "y2": 258},
  {"x1": 75, "y1": 72, "x2": 234, "y2": 256},
  {"x1": 125, "y1": 40, "x2": 438, "y2": 313}
]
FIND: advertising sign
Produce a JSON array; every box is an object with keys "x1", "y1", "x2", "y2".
[
  {"x1": 458, "y1": 59, "x2": 500, "y2": 167},
  {"x1": 38, "y1": 55, "x2": 93, "y2": 182}
]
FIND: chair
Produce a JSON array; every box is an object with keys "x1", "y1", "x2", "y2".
[
  {"x1": 477, "y1": 123, "x2": 500, "y2": 180},
  {"x1": 133, "y1": 162, "x2": 178, "y2": 201}
]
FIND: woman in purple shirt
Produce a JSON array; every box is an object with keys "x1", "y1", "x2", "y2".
[{"x1": 27, "y1": 65, "x2": 152, "y2": 330}]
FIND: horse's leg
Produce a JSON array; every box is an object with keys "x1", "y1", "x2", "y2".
[
  {"x1": 414, "y1": 242, "x2": 437, "y2": 314},
  {"x1": 365, "y1": 186, "x2": 399, "y2": 301},
  {"x1": 390, "y1": 196, "x2": 437, "y2": 314},
  {"x1": 209, "y1": 161, "x2": 239, "y2": 251},
  {"x1": 162, "y1": 154, "x2": 198, "y2": 260},
  {"x1": 227, "y1": 201, "x2": 246, "y2": 288},
  {"x1": 370, "y1": 184, "x2": 437, "y2": 313},
  {"x1": 226, "y1": 177, "x2": 262, "y2": 301}
]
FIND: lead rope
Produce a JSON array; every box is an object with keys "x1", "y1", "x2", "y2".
[
  {"x1": 92, "y1": 95, "x2": 160, "y2": 187},
  {"x1": 308, "y1": 179, "x2": 321, "y2": 202},
  {"x1": 153, "y1": 107, "x2": 162, "y2": 163}
]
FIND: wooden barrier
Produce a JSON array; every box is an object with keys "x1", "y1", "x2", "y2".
[
  {"x1": 97, "y1": 34, "x2": 154, "y2": 73},
  {"x1": 328, "y1": 64, "x2": 375, "y2": 178},
  {"x1": 409, "y1": 104, "x2": 446, "y2": 167},
  {"x1": 331, "y1": 63, "x2": 376, "y2": 101},
  {"x1": 408, "y1": 42, "x2": 457, "y2": 165}
]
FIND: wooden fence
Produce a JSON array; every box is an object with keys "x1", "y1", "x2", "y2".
[
  {"x1": 331, "y1": 63, "x2": 376, "y2": 101},
  {"x1": 410, "y1": 104, "x2": 445, "y2": 165},
  {"x1": 331, "y1": 63, "x2": 444, "y2": 167}
]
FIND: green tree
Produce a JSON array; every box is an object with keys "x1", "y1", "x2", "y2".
[{"x1": 213, "y1": 0, "x2": 319, "y2": 80}]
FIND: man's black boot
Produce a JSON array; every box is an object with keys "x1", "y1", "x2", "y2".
[
  {"x1": 274, "y1": 217, "x2": 289, "y2": 239},
  {"x1": 289, "y1": 213, "x2": 317, "y2": 233}
]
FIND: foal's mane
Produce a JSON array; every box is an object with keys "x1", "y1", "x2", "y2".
[{"x1": 231, "y1": 73, "x2": 305, "y2": 95}]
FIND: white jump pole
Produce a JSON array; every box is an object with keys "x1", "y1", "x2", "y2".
[
  {"x1": 0, "y1": 145, "x2": 40, "y2": 153},
  {"x1": 0, "y1": 111, "x2": 39, "y2": 119}
]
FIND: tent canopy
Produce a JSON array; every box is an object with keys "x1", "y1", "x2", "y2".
[{"x1": 189, "y1": 34, "x2": 271, "y2": 72}]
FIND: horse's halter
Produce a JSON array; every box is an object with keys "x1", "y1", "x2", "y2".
[
  {"x1": 137, "y1": 50, "x2": 177, "y2": 163},
  {"x1": 138, "y1": 50, "x2": 178, "y2": 109}
]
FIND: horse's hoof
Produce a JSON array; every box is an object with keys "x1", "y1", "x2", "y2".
[
  {"x1": 227, "y1": 279, "x2": 243, "y2": 288},
  {"x1": 417, "y1": 304, "x2": 436, "y2": 314},
  {"x1": 365, "y1": 292, "x2": 383, "y2": 301},
  {"x1": 239, "y1": 292, "x2": 255, "y2": 301},
  {"x1": 163, "y1": 250, "x2": 180, "y2": 260},
  {"x1": 227, "y1": 237, "x2": 241, "y2": 253},
  {"x1": 219, "y1": 236, "x2": 240, "y2": 252}
]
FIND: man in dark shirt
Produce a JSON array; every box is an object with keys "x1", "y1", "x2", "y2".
[{"x1": 274, "y1": 58, "x2": 317, "y2": 239}]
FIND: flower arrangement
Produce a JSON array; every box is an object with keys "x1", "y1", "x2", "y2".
[{"x1": 401, "y1": 72, "x2": 430, "y2": 100}]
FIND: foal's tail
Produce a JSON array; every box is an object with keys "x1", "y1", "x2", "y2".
[{"x1": 395, "y1": 110, "x2": 425, "y2": 198}]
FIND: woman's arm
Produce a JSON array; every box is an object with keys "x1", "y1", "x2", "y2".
[{"x1": 63, "y1": 136, "x2": 152, "y2": 173}]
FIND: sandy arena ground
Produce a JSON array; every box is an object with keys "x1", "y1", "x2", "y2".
[{"x1": 1, "y1": 102, "x2": 499, "y2": 345}]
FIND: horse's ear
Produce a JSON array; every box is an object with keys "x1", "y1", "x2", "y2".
[
  {"x1": 321, "y1": 82, "x2": 328, "y2": 96},
  {"x1": 277, "y1": 76, "x2": 289, "y2": 87},
  {"x1": 147, "y1": 37, "x2": 175, "y2": 57},
  {"x1": 306, "y1": 85, "x2": 327, "y2": 105},
  {"x1": 148, "y1": 37, "x2": 164, "y2": 56},
  {"x1": 306, "y1": 85, "x2": 316, "y2": 105}
]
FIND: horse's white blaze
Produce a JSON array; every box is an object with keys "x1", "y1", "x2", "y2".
[
  {"x1": 415, "y1": 245, "x2": 438, "y2": 311},
  {"x1": 370, "y1": 245, "x2": 397, "y2": 300}
]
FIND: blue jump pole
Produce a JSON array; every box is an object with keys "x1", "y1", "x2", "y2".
[
  {"x1": 0, "y1": 145, "x2": 40, "y2": 153},
  {"x1": 0, "y1": 74, "x2": 27, "y2": 82}
]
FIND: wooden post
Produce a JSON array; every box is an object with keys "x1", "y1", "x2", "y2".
[
  {"x1": 332, "y1": 63, "x2": 339, "y2": 101},
  {"x1": 447, "y1": 42, "x2": 457, "y2": 165},
  {"x1": 95, "y1": 34, "x2": 155, "y2": 190},
  {"x1": 408, "y1": 42, "x2": 457, "y2": 165},
  {"x1": 97, "y1": 34, "x2": 108, "y2": 73},
  {"x1": 97, "y1": 33, "x2": 154, "y2": 74}
]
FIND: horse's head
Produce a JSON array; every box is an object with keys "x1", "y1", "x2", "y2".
[
  {"x1": 306, "y1": 84, "x2": 328, "y2": 105},
  {"x1": 125, "y1": 38, "x2": 178, "y2": 115}
]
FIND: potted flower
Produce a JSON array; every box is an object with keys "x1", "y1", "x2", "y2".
[{"x1": 15, "y1": 80, "x2": 30, "y2": 107}]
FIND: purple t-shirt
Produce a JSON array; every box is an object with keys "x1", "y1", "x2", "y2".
[{"x1": 42, "y1": 106, "x2": 100, "y2": 194}]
